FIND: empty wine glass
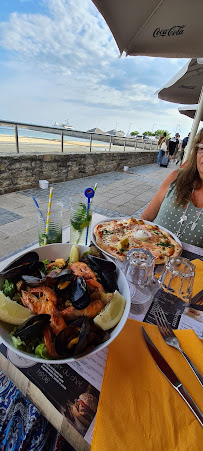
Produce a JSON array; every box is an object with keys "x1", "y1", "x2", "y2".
[{"x1": 123, "y1": 248, "x2": 155, "y2": 304}]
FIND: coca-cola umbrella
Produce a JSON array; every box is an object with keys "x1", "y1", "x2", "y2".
[
  {"x1": 179, "y1": 106, "x2": 203, "y2": 121},
  {"x1": 91, "y1": 0, "x2": 203, "y2": 58},
  {"x1": 157, "y1": 59, "x2": 203, "y2": 161},
  {"x1": 91, "y1": 1, "x2": 203, "y2": 160}
]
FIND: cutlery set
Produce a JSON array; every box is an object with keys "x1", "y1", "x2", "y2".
[{"x1": 142, "y1": 303, "x2": 203, "y2": 427}]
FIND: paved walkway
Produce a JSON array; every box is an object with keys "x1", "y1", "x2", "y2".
[{"x1": 0, "y1": 162, "x2": 177, "y2": 259}]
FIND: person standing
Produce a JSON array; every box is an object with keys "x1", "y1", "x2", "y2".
[
  {"x1": 157, "y1": 132, "x2": 168, "y2": 165},
  {"x1": 168, "y1": 133, "x2": 179, "y2": 162},
  {"x1": 173, "y1": 133, "x2": 180, "y2": 161},
  {"x1": 176, "y1": 133, "x2": 190, "y2": 165}
]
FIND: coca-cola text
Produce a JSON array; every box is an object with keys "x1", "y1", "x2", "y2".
[{"x1": 153, "y1": 25, "x2": 185, "y2": 38}]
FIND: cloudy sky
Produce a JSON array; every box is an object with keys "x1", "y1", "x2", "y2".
[{"x1": 0, "y1": 0, "x2": 195, "y2": 136}]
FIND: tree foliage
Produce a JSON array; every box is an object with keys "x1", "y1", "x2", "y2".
[
  {"x1": 143, "y1": 131, "x2": 154, "y2": 136},
  {"x1": 130, "y1": 131, "x2": 139, "y2": 136},
  {"x1": 154, "y1": 129, "x2": 170, "y2": 137}
]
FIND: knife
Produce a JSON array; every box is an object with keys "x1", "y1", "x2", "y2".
[{"x1": 142, "y1": 326, "x2": 203, "y2": 427}]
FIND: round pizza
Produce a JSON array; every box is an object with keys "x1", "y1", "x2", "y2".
[{"x1": 93, "y1": 218, "x2": 182, "y2": 265}]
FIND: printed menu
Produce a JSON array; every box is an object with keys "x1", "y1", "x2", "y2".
[{"x1": 143, "y1": 288, "x2": 203, "y2": 339}]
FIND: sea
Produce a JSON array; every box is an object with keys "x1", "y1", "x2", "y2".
[{"x1": 0, "y1": 126, "x2": 106, "y2": 145}]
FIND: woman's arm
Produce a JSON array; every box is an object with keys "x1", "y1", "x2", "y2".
[{"x1": 140, "y1": 170, "x2": 178, "y2": 221}]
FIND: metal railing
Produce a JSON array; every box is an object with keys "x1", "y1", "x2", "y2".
[{"x1": 0, "y1": 120, "x2": 158, "y2": 153}]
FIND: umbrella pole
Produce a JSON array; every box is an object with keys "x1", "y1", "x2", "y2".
[{"x1": 183, "y1": 85, "x2": 203, "y2": 162}]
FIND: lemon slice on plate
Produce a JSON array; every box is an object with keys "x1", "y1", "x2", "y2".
[
  {"x1": 69, "y1": 245, "x2": 80, "y2": 265},
  {"x1": 93, "y1": 291, "x2": 126, "y2": 331},
  {"x1": 0, "y1": 291, "x2": 33, "y2": 325}
]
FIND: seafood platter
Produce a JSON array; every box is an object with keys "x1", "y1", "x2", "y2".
[{"x1": 0, "y1": 243, "x2": 130, "y2": 364}]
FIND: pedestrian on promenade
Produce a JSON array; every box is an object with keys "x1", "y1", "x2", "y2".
[
  {"x1": 157, "y1": 132, "x2": 168, "y2": 165},
  {"x1": 168, "y1": 133, "x2": 180, "y2": 162},
  {"x1": 141, "y1": 128, "x2": 203, "y2": 247},
  {"x1": 176, "y1": 133, "x2": 190, "y2": 165}
]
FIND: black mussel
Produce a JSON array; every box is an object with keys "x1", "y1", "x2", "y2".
[
  {"x1": 74, "y1": 317, "x2": 90, "y2": 357},
  {"x1": 75, "y1": 321, "x2": 110, "y2": 358},
  {"x1": 84, "y1": 322, "x2": 110, "y2": 353},
  {"x1": 22, "y1": 270, "x2": 46, "y2": 287},
  {"x1": 14, "y1": 314, "x2": 51, "y2": 341},
  {"x1": 26, "y1": 260, "x2": 44, "y2": 275},
  {"x1": 84, "y1": 255, "x2": 118, "y2": 292},
  {"x1": 70, "y1": 276, "x2": 90, "y2": 310},
  {"x1": 54, "y1": 269, "x2": 74, "y2": 296},
  {"x1": 0, "y1": 252, "x2": 39, "y2": 280},
  {"x1": 85, "y1": 254, "x2": 116, "y2": 272},
  {"x1": 55, "y1": 317, "x2": 90, "y2": 357},
  {"x1": 100, "y1": 269, "x2": 118, "y2": 293}
]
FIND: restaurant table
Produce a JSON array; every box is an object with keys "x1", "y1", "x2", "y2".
[{"x1": 0, "y1": 214, "x2": 203, "y2": 451}]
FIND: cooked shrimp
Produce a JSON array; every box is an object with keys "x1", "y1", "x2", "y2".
[
  {"x1": 30, "y1": 286, "x2": 57, "y2": 305},
  {"x1": 70, "y1": 262, "x2": 105, "y2": 293},
  {"x1": 61, "y1": 299, "x2": 105, "y2": 321},
  {"x1": 43, "y1": 325, "x2": 61, "y2": 359},
  {"x1": 21, "y1": 290, "x2": 66, "y2": 335}
]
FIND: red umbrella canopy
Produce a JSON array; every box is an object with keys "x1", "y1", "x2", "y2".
[{"x1": 92, "y1": 0, "x2": 203, "y2": 58}]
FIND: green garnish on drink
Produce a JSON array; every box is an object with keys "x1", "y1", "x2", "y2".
[
  {"x1": 70, "y1": 203, "x2": 92, "y2": 244},
  {"x1": 38, "y1": 229, "x2": 62, "y2": 246}
]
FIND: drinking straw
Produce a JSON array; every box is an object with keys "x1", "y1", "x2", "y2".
[
  {"x1": 84, "y1": 188, "x2": 95, "y2": 246},
  {"x1": 32, "y1": 196, "x2": 46, "y2": 223},
  {"x1": 44, "y1": 187, "x2": 53, "y2": 245}
]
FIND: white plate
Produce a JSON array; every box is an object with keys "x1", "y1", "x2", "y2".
[
  {"x1": 92, "y1": 217, "x2": 182, "y2": 262},
  {"x1": 0, "y1": 243, "x2": 130, "y2": 364}
]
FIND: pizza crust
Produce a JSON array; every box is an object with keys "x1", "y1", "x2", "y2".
[{"x1": 94, "y1": 219, "x2": 182, "y2": 265}]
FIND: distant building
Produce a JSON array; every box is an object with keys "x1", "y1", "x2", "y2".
[
  {"x1": 87, "y1": 127, "x2": 104, "y2": 134},
  {"x1": 106, "y1": 129, "x2": 125, "y2": 137}
]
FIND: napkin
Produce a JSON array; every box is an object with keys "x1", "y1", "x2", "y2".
[
  {"x1": 91, "y1": 320, "x2": 203, "y2": 451},
  {"x1": 191, "y1": 259, "x2": 203, "y2": 297}
]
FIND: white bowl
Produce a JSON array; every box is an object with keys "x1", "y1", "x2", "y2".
[{"x1": 0, "y1": 243, "x2": 130, "y2": 364}]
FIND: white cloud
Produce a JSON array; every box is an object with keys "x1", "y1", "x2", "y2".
[{"x1": 0, "y1": 0, "x2": 194, "y2": 135}]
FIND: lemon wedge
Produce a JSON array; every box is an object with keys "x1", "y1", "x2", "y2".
[
  {"x1": 93, "y1": 291, "x2": 126, "y2": 331},
  {"x1": 117, "y1": 236, "x2": 129, "y2": 250},
  {"x1": 69, "y1": 245, "x2": 80, "y2": 264},
  {"x1": 0, "y1": 291, "x2": 33, "y2": 325}
]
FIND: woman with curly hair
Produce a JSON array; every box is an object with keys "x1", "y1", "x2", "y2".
[{"x1": 141, "y1": 128, "x2": 203, "y2": 246}]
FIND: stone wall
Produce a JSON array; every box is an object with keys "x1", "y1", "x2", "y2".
[{"x1": 0, "y1": 151, "x2": 157, "y2": 194}]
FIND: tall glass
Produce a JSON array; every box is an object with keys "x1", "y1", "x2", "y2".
[
  {"x1": 123, "y1": 248, "x2": 155, "y2": 304},
  {"x1": 158, "y1": 257, "x2": 195, "y2": 303},
  {"x1": 37, "y1": 201, "x2": 63, "y2": 246},
  {"x1": 69, "y1": 195, "x2": 92, "y2": 246}
]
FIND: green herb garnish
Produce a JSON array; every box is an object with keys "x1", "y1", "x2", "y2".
[
  {"x1": 2, "y1": 279, "x2": 15, "y2": 298},
  {"x1": 71, "y1": 203, "x2": 92, "y2": 244},
  {"x1": 158, "y1": 242, "x2": 172, "y2": 247},
  {"x1": 103, "y1": 229, "x2": 113, "y2": 235}
]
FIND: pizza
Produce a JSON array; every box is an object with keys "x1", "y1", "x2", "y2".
[{"x1": 93, "y1": 218, "x2": 182, "y2": 265}]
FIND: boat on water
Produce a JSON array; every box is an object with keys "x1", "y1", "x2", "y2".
[{"x1": 53, "y1": 120, "x2": 74, "y2": 130}]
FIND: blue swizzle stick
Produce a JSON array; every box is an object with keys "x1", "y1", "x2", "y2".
[
  {"x1": 32, "y1": 196, "x2": 53, "y2": 238},
  {"x1": 84, "y1": 188, "x2": 95, "y2": 245},
  {"x1": 32, "y1": 197, "x2": 45, "y2": 223}
]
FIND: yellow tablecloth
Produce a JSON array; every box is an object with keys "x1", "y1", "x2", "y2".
[
  {"x1": 91, "y1": 260, "x2": 203, "y2": 450},
  {"x1": 192, "y1": 259, "x2": 203, "y2": 297}
]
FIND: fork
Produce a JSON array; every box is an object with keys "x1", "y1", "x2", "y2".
[{"x1": 153, "y1": 302, "x2": 203, "y2": 387}]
